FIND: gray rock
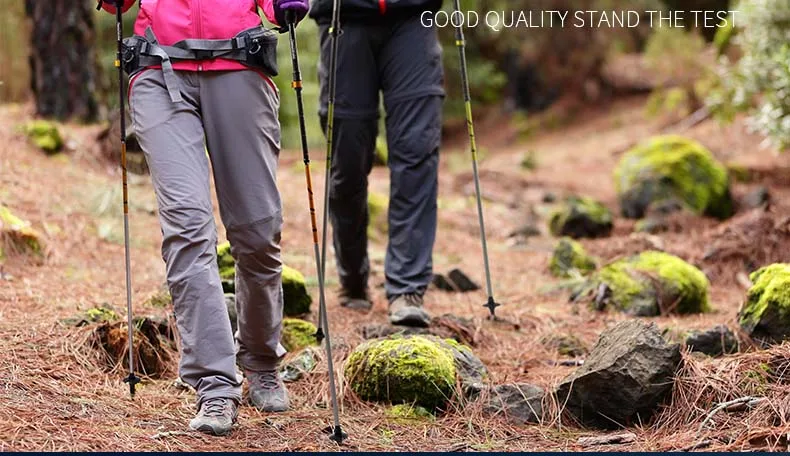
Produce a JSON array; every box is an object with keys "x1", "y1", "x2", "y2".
[
  {"x1": 540, "y1": 333, "x2": 588, "y2": 357},
  {"x1": 225, "y1": 294, "x2": 237, "y2": 334},
  {"x1": 447, "y1": 268, "x2": 481, "y2": 292},
  {"x1": 280, "y1": 347, "x2": 320, "y2": 383},
  {"x1": 484, "y1": 383, "x2": 544, "y2": 424},
  {"x1": 432, "y1": 273, "x2": 456, "y2": 291},
  {"x1": 685, "y1": 325, "x2": 739, "y2": 357},
  {"x1": 742, "y1": 186, "x2": 770, "y2": 209},
  {"x1": 556, "y1": 320, "x2": 681, "y2": 429},
  {"x1": 430, "y1": 337, "x2": 487, "y2": 386}
]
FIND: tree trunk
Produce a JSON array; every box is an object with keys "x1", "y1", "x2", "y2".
[{"x1": 26, "y1": 0, "x2": 98, "y2": 121}]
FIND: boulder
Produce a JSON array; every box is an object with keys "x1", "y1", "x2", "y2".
[
  {"x1": 23, "y1": 120, "x2": 63, "y2": 154},
  {"x1": 614, "y1": 135, "x2": 733, "y2": 219},
  {"x1": 548, "y1": 196, "x2": 613, "y2": 239},
  {"x1": 281, "y1": 318, "x2": 318, "y2": 352},
  {"x1": 540, "y1": 333, "x2": 587, "y2": 357},
  {"x1": 367, "y1": 192, "x2": 389, "y2": 238},
  {"x1": 549, "y1": 238, "x2": 596, "y2": 278},
  {"x1": 0, "y1": 206, "x2": 45, "y2": 259},
  {"x1": 345, "y1": 335, "x2": 457, "y2": 409},
  {"x1": 216, "y1": 241, "x2": 312, "y2": 316},
  {"x1": 592, "y1": 251, "x2": 710, "y2": 316},
  {"x1": 739, "y1": 264, "x2": 790, "y2": 345},
  {"x1": 685, "y1": 325, "x2": 739, "y2": 356},
  {"x1": 484, "y1": 383, "x2": 545, "y2": 424},
  {"x1": 556, "y1": 320, "x2": 682, "y2": 429}
]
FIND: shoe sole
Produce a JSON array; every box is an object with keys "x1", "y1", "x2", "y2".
[
  {"x1": 389, "y1": 311, "x2": 431, "y2": 328},
  {"x1": 190, "y1": 423, "x2": 233, "y2": 436}
]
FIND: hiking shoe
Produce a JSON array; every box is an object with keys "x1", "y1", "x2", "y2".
[
  {"x1": 339, "y1": 288, "x2": 373, "y2": 311},
  {"x1": 388, "y1": 293, "x2": 431, "y2": 327},
  {"x1": 247, "y1": 369, "x2": 290, "y2": 412},
  {"x1": 188, "y1": 397, "x2": 238, "y2": 436}
]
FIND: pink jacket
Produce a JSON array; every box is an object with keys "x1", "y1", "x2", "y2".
[{"x1": 102, "y1": 0, "x2": 278, "y2": 72}]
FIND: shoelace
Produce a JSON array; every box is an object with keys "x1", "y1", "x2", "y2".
[
  {"x1": 402, "y1": 293, "x2": 422, "y2": 307},
  {"x1": 251, "y1": 370, "x2": 280, "y2": 390},
  {"x1": 202, "y1": 398, "x2": 229, "y2": 417}
]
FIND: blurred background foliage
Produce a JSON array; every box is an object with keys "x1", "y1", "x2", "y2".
[{"x1": 7, "y1": 0, "x2": 790, "y2": 150}]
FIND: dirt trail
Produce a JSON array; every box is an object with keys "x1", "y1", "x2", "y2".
[{"x1": 2, "y1": 97, "x2": 789, "y2": 451}]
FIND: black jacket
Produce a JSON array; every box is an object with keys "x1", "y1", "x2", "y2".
[{"x1": 308, "y1": 0, "x2": 443, "y2": 23}]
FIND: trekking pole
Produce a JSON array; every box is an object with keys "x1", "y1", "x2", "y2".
[
  {"x1": 285, "y1": 12, "x2": 346, "y2": 444},
  {"x1": 315, "y1": 0, "x2": 342, "y2": 344},
  {"x1": 452, "y1": 0, "x2": 501, "y2": 319},
  {"x1": 97, "y1": 0, "x2": 141, "y2": 397}
]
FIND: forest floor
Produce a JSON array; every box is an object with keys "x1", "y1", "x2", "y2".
[{"x1": 2, "y1": 95, "x2": 790, "y2": 452}]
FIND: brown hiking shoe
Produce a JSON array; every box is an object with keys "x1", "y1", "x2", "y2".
[
  {"x1": 339, "y1": 287, "x2": 372, "y2": 311},
  {"x1": 246, "y1": 369, "x2": 290, "y2": 412},
  {"x1": 189, "y1": 397, "x2": 238, "y2": 436},
  {"x1": 388, "y1": 293, "x2": 431, "y2": 327}
]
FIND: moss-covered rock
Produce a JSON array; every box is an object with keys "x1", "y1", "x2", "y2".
[
  {"x1": 368, "y1": 192, "x2": 389, "y2": 238},
  {"x1": 385, "y1": 404, "x2": 435, "y2": 422},
  {"x1": 23, "y1": 120, "x2": 64, "y2": 154},
  {"x1": 739, "y1": 264, "x2": 790, "y2": 344},
  {"x1": 548, "y1": 196, "x2": 613, "y2": 239},
  {"x1": 282, "y1": 265, "x2": 312, "y2": 316},
  {"x1": 0, "y1": 206, "x2": 45, "y2": 258},
  {"x1": 431, "y1": 336, "x2": 487, "y2": 386},
  {"x1": 216, "y1": 241, "x2": 235, "y2": 280},
  {"x1": 614, "y1": 135, "x2": 733, "y2": 219},
  {"x1": 216, "y1": 241, "x2": 312, "y2": 316},
  {"x1": 62, "y1": 304, "x2": 120, "y2": 327},
  {"x1": 593, "y1": 251, "x2": 710, "y2": 316},
  {"x1": 549, "y1": 238, "x2": 597, "y2": 278},
  {"x1": 374, "y1": 136, "x2": 388, "y2": 166},
  {"x1": 345, "y1": 335, "x2": 456, "y2": 409},
  {"x1": 281, "y1": 318, "x2": 318, "y2": 352}
]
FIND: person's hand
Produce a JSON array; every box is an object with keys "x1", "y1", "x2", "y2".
[{"x1": 274, "y1": 0, "x2": 310, "y2": 27}]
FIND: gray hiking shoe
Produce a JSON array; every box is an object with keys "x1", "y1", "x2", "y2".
[
  {"x1": 247, "y1": 369, "x2": 290, "y2": 412},
  {"x1": 339, "y1": 288, "x2": 372, "y2": 312},
  {"x1": 188, "y1": 397, "x2": 238, "y2": 436},
  {"x1": 388, "y1": 293, "x2": 431, "y2": 327}
]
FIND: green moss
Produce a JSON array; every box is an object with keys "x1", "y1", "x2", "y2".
[
  {"x1": 216, "y1": 241, "x2": 312, "y2": 316},
  {"x1": 595, "y1": 251, "x2": 710, "y2": 316},
  {"x1": 368, "y1": 192, "x2": 389, "y2": 239},
  {"x1": 24, "y1": 120, "x2": 63, "y2": 154},
  {"x1": 385, "y1": 404, "x2": 435, "y2": 422},
  {"x1": 540, "y1": 333, "x2": 587, "y2": 357},
  {"x1": 0, "y1": 206, "x2": 45, "y2": 257},
  {"x1": 216, "y1": 241, "x2": 235, "y2": 280},
  {"x1": 345, "y1": 335, "x2": 456, "y2": 410},
  {"x1": 374, "y1": 136, "x2": 388, "y2": 166},
  {"x1": 713, "y1": 13, "x2": 737, "y2": 56},
  {"x1": 85, "y1": 305, "x2": 119, "y2": 323},
  {"x1": 281, "y1": 318, "x2": 318, "y2": 352},
  {"x1": 614, "y1": 135, "x2": 733, "y2": 219},
  {"x1": 548, "y1": 196, "x2": 613, "y2": 239},
  {"x1": 726, "y1": 163, "x2": 753, "y2": 183},
  {"x1": 739, "y1": 264, "x2": 790, "y2": 342},
  {"x1": 549, "y1": 237, "x2": 597, "y2": 278},
  {"x1": 282, "y1": 265, "x2": 312, "y2": 316}
]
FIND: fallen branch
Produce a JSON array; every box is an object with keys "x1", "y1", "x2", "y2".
[
  {"x1": 695, "y1": 396, "x2": 766, "y2": 439},
  {"x1": 578, "y1": 432, "x2": 636, "y2": 447}
]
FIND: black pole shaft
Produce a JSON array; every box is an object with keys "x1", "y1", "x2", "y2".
[
  {"x1": 111, "y1": 0, "x2": 140, "y2": 398},
  {"x1": 452, "y1": 0, "x2": 500, "y2": 318},
  {"x1": 286, "y1": 14, "x2": 345, "y2": 444}
]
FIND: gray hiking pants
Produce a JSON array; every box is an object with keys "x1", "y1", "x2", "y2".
[
  {"x1": 130, "y1": 69, "x2": 286, "y2": 407},
  {"x1": 317, "y1": 17, "x2": 444, "y2": 299}
]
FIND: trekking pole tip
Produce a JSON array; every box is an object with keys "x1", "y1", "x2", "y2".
[
  {"x1": 483, "y1": 296, "x2": 500, "y2": 317},
  {"x1": 328, "y1": 425, "x2": 347, "y2": 444},
  {"x1": 314, "y1": 327, "x2": 325, "y2": 344},
  {"x1": 124, "y1": 372, "x2": 141, "y2": 398}
]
